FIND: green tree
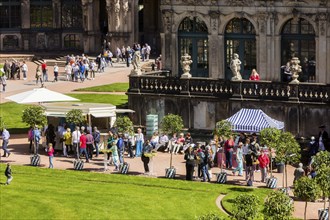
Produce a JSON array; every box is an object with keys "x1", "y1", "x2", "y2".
[
  {"x1": 260, "y1": 128, "x2": 282, "y2": 176},
  {"x1": 114, "y1": 116, "x2": 134, "y2": 134},
  {"x1": 315, "y1": 164, "x2": 330, "y2": 210},
  {"x1": 311, "y1": 151, "x2": 330, "y2": 171},
  {"x1": 294, "y1": 177, "x2": 321, "y2": 220},
  {"x1": 66, "y1": 109, "x2": 85, "y2": 125},
  {"x1": 22, "y1": 106, "x2": 47, "y2": 127},
  {"x1": 232, "y1": 194, "x2": 260, "y2": 220},
  {"x1": 263, "y1": 190, "x2": 294, "y2": 220},
  {"x1": 277, "y1": 132, "x2": 301, "y2": 188},
  {"x1": 214, "y1": 120, "x2": 232, "y2": 139},
  {"x1": 160, "y1": 114, "x2": 184, "y2": 135}
]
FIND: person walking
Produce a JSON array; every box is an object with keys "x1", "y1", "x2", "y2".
[
  {"x1": 32, "y1": 125, "x2": 41, "y2": 154},
  {"x1": 258, "y1": 148, "x2": 269, "y2": 183},
  {"x1": 64, "y1": 63, "x2": 72, "y2": 81},
  {"x1": 41, "y1": 61, "x2": 48, "y2": 82},
  {"x1": 47, "y1": 143, "x2": 55, "y2": 168},
  {"x1": 1, "y1": 128, "x2": 11, "y2": 157},
  {"x1": 141, "y1": 140, "x2": 153, "y2": 174},
  {"x1": 294, "y1": 163, "x2": 305, "y2": 183},
  {"x1": 93, "y1": 127, "x2": 100, "y2": 158},
  {"x1": 135, "y1": 128, "x2": 144, "y2": 157},
  {"x1": 35, "y1": 65, "x2": 43, "y2": 86},
  {"x1": 79, "y1": 132, "x2": 89, "y2": 162},
  {"x1": 232, "y1": 142, "x2": 244, "y2": 176},
  {"x1": 72, "y1": 126, "x2": 81, "y2": 159},
  {"x1": 224, "y1": 136, "x2": 235, "y2": 169},
  {"x1": 109, "y1": 141, "x2": 119, "y2": 171},
  {"x1": 21, "y1": 61, "x2": 28, "y2": 80},
  {"x1": 86, "y1": 130, "x2": 94, "y2": 160},
  {"x1": 5, "y1": 163, "x2": 13, "y2": 185},
  {"x1": 63, "y1": 128, "x2": 72, "y2": 156},
  {"x1": 0, "y1": 67, "x2": 6, "y2": 92},
  {"x1": 53, "y1": 63, "x2": 59, "y2": 82},
  {"x1": 184, "y1": 146, "x2": 196, "y2": 181}
]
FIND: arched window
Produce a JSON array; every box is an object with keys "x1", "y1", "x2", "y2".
[
  {"x1": 0, "y1": 0, "x2": 21, "y2": 29},
  {"x1": 64, "y1": 34, "x2": 80, "y2": 49},
  {"x1": 30, "y1": 0, "x2": 53, "y2": 28},
  {"x1": 281, "y1": 18, "x2": 315, "y2": 82},
  {"x1": 225, "y1": 18, "x2": 256, "y2": 80},
  {"x1": 61, "y1": 0, "x2": 82, "y2": 29},
  {"x1": 178, "y1": 17, "x2": 208, "y2": 77}
]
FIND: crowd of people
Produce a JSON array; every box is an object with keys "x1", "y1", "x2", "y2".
[{"x1": 1, "y1": 123, "x2": 330, "y2": 185}]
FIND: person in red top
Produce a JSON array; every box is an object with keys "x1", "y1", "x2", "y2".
[
  {"x1": 47, "y1": 143, "x2": 55, "y2": 168},
  {"x1": 249, "y1": 69, "x2": 260, "y2": 81},
  {"x1": 79, "y1": 132, "x2": 89, "y2": 162},
  {"x1": 225, "y1": 136, "x2": 235, "y2": 169},
  {"x1": 258, "y1": 148, "x2": 270, "y2": 182},
  {"x1": 41, "y1": 61, "x2": 48, "y2": 82}
]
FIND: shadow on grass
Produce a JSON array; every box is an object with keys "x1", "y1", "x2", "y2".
[{"x1": 226, "y1": 187, "x2": 255, "y2": 192}]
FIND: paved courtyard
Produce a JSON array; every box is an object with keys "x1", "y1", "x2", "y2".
[{"x1": 0, "y1": 58, "x2": 326, "y2": 219}]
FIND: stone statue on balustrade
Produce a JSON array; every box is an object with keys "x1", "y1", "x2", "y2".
[
  {"x1": 180, "y1": 53, "x2": 193, "y2": 78},
  {"x1": 230, "y1": 53, "x2": 242, "y2": 81},
  {"x1": 289, "y1": 57, "x2": 302, "y2": 84},
  {"x1": 130, "y1": 51, "x2": 142, "y2": 76}
]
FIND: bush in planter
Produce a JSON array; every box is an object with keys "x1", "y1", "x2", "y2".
[
  {"x1": 260, "y1": 128, "x2": 282, "y2": 176},
  {"x1": 214, "y1": 120, "x2": 232, "y2": 140},
  {"x1": 160, "y1": 114, "x2": 184, "y2": 135},
  {"x1": 66, "y1": 109, "x2": 86, "y2": 126},
  {"x1": 315, "y1": 164, "x2": 330, "y2": 213},
  {"x1": 113, "y1": 116, "x2": 134, "y2": 134},
  {"x1": 22, "y1": 106, "x2": 47, "y2": 127},
  {"x1": 311, "y1": 151, "x2": 330, "y2": 171},
  {"x1": 294, "y1": 176, "x2": 321, "y2": 220},
  {"x1": 263, "y1": 190, "x2": 294, "y2": 220},
  {"x1": 232, "y1": 194, "x2": 260, "y2": 220}
]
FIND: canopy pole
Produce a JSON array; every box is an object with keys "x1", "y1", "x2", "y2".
[{"x1": 88, "y1": 114, "x2": 92, "y2": 130}]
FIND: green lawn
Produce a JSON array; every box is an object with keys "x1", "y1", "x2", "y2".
[
  {"x1": 0, "y1": 94, "x2": 127, "y2": 133},
  {"x1": 0, "y1": 165, "x2": 271, "y2": 219},
  {"x1": 74, "y1": 83, "x2": 129, "y2": 92},
  {"x1": 67, "y1": 94, "x2": 128, "y2": 107},
  {"x1": 0, "y1": 102, "x2": 30, "y2": 131}
]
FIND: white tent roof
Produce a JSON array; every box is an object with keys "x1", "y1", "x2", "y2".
[
  {"x1": 226, "y1": 108, "x2": 284, "y2": 133},
  {"x1": 5, "y1": 88, "x2": 79, "y2": 103}
]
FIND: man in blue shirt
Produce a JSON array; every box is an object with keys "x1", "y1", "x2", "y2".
[
  {"x1": 32, "y1": 126, "x2": 41, "y2": 155},
  {"x1": 117, "y1": 133, "x2": 124, "y2": 164},
  {"x1": 1, "y1": 128, "x2": 11, "y2": 157}
]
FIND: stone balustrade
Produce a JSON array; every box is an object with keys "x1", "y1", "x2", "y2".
[{"x1": 128, "y1": 74, "x2": 330, "y2": 103}]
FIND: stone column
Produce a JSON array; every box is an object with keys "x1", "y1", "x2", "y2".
[
  {"x1": 208, "y1": 10, "x2": 220, "y2": 79},
  {"x1": 316, "y1": 13, "x2": 327, "y2": 83},
  {"x1": 52, "y1": 0, "x2": 61, "y2": 29},
  {"x1": 161, "y1": 9, "x2": 173, "y2": 73},
  {"x1": 82, "y1": 0, "x2": 100, "y2": 53},
  {"x1": 21, "y1": 0, "x2": 31, "y2": 50},
  {"x1": 257, "y1": 13, "x2": 268, "y2": 80},
  {"x1": 218, "y1": 34, "x2": 225, "y2": 79}
]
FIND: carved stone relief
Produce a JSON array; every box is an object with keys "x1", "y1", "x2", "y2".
[
  {"x1": 227, "y1": 0, "x2": 253, "y2": 6},
  {"x1": 162, "y1": 9, "x2": 173, "y2": 33}
]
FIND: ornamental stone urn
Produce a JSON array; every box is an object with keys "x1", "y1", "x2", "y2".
[
  {"x1": 289, "y1": 57, "x2": 302, "y2": 84},
  {"x1": 180, "y1": 53, "x2": 193, "y2": 78}
]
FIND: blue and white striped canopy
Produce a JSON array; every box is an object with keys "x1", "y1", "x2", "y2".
[{"x1": 226, "y1": 108, "x2": 284, "y2": 133}]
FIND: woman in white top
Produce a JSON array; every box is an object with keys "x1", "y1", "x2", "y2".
[
  {"x1": 64, "y1": 64, "x2": 72, "y2": 81},
  {"x1": 53, "y1": 63, "x2": 59, "y2": 82},
  {"x1": 134, "y1": 128, "x2": 144, "y2": 157}
]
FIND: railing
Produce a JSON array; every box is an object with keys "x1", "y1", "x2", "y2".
[{"x1": 128, "y1": 75, "x2": 330, "y2": 103}]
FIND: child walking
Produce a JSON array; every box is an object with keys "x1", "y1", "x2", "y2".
[
  {"x1": 47, "y1": 143, "x2": 55, "y2": 168},
  {"x1": 5, "y1": 163, "x2": 13, "y2": 185}
]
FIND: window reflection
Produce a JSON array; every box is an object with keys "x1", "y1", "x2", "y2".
[
  {"x1": 0, "y1": 0, "x2": 21, "y2": 28},
  {"x1": 30, "y1": 0, "x2": 53, "y2": 28},
  {"x1": 281, "y1": 18, "x2": 315, "y2": 82},
  {"x1": 61, "y1": 0, "x2": 82, "y2": 28}
]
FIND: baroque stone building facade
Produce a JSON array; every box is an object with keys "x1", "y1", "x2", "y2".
[
  {"x1": 160, "y1": 0, "x2": 330, "y2": 83},
  {"x1": 0, "y1": 0, "x2": 161, "y2": 54},
  {"x1": 127, "y1": 0, "x2": 330, "y2": 137}
]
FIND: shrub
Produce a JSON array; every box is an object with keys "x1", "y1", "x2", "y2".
[
  {"x1": 66, "y1": 109, "x2": 85, "y2": 126},
  {"x1": 263, "y1": 190, "x2": 294, "y2": 220},
  {"x1": 232, "y1": 194, "x2": 260, "y2": 220},
  {"x1": 160, "y1": 114, "x2": 184, "y2": 135},
  {"x1": 22, "y1": 106, "x2": 47, "y2": 127},
  {"x1": 196, "y1": 213, "x2": 223, "y2": 220}
]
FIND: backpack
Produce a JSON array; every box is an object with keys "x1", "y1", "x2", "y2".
[{"x1": 247, "y1": 179, "x2": 253, "y2": 186}]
